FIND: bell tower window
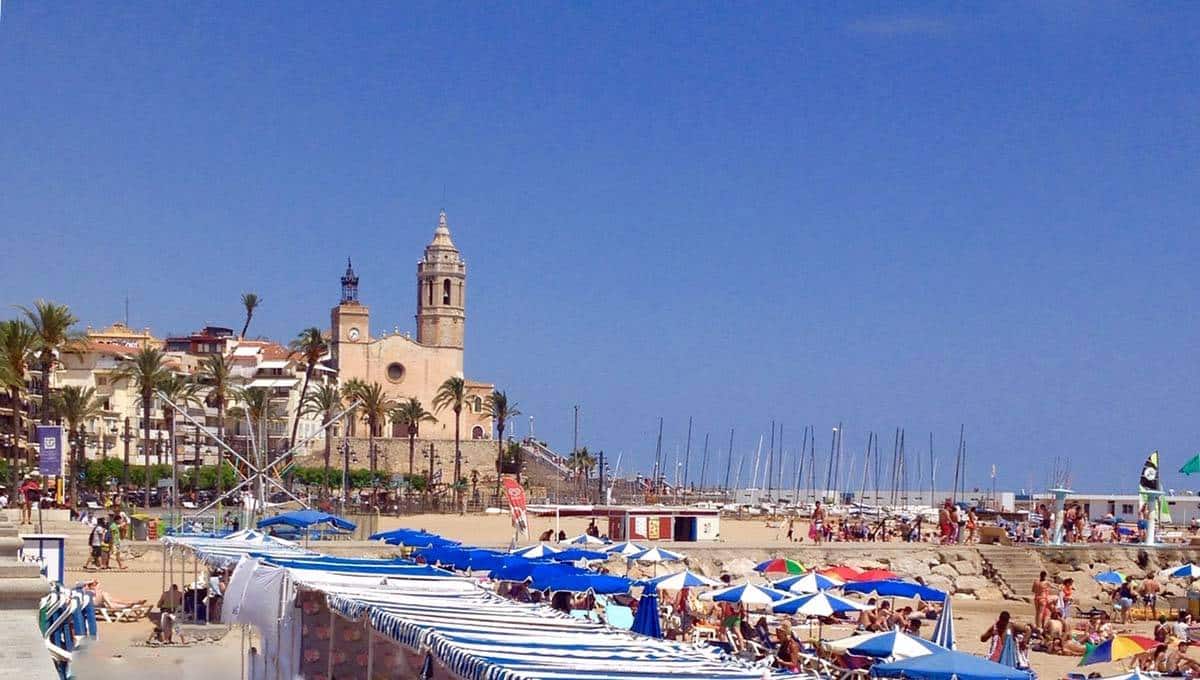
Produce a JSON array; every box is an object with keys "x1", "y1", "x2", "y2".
[
  {"x1": 427, "y1": 280, "x2": 434, "y2": 306},
  {"x1": 442, "y1": 279, "x2": 451, "y2": 305}
]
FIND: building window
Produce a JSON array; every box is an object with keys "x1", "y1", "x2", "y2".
[
  {"x1": 386, "y1": 362, "x2": 405, "y2": 383},
  {"x1": 442, "y1": 279, "x2": 451, "y2": 305},
  {"x1": 428, "y1": 280, "x2": 434, "y2": 306},
  {"x1": 1121, "y1": 503, "x2": 1134, "y2": 515},
  {"x1": 472, "y1": 425, "x2": 485, "y2": 439},
  {"x1": 473, "y1": 396, "x2": 483, "y2": 413}
]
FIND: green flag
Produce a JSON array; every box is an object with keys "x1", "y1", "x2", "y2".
[{"x1": 1181, "y1": 454, "x2": 1200, "y2": 476}]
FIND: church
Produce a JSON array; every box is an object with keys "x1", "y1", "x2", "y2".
[{"x1": 330, "y1": 211, "x2": 494, "y2": 442}]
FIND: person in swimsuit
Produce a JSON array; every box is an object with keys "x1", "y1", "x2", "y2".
[
  {"x1": 1032, "y1": 571, "x2": 1052, "y2": 631},
  {"x1": 774, "y1": 626, "x2": 801, "y2": 671},
  {"x1": 811, "y1": 501, "x2": 825, "y2": 544}
]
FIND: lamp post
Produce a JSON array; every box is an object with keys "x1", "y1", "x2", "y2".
[{"x1": 121, "y1": 416, "x2": 133, "y2": 489}]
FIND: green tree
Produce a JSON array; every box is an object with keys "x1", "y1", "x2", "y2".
[
  {"x1": 19, "y1": 300, "x2": 83, "y2": 423},
  {"x1": 231, "y1": 385, "x2": 284, "y2": 477},
  {"x1": 433, "y1": 376, "x2": 468, "y2": 508},
  {"x1": 197, "y1": 354, "x2": 233, "y2": 507},
  {"x1": 391, "y1": 397, "x2": 435, "y2": 478},
  {"x1": 0, "y1": 319, "x2": 37, "y2": 491},
  {"x1": 501, "y1": 441, "x2": 524, "y2": 482},
  {"x1": 568, "y1": 446, "x2": 597, "y2": 498},
  {"x1": 159, "y1": 373, "x2": 202, "y2": 499},
  {"x1": 287, "y1": 327, "x2": 326, "y2": 453},
  {"x1": 482, "y1": 390, "x2": 520, "y2": 497},
  {"x1": 51, "y1": 385, "x2": 103, "y2": 504},
  {"x1": 342, "y1": 380, "x2": 393, "y2": 503},
  {"x1": 113, "y1": 347, "x2": 170, "y2": 509},
  {"x1": 302, "y1": 383, "x2": 342, "y2": 501},
  {"x1": 240, "y1": 293, "x2": 260, "y2": 339}
]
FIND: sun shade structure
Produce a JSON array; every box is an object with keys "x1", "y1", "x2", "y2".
[
  {"x1": 561, "y1": 533, "x2": 607, "y2": 546},
  {"x1": 842, "y1": 579, "x2": 947, "y2": 602},
  {"x1": 257, "y1": 510, "x2": 356, "y2": 532},
  {"x1": 630, "y1": 588, "x2": 663, "y2": 638},
  {"x1": 511, "y1": 543, "x2": 561, "y2": 559},
  {"x1": 1079, "y1": 635, "x2": 1158, "y2": 666},
  {"x1": 850, "y1": 568, "x2": 900, "y2": 581},
  {"x1": 754, "y1": 558, "x2": 806, "y2": 575},
  {"x1": 1093, "y1": 570, "x2": 1126, "y2": 585},
  {"x1": 930, "y1": 594, "x2": 956, "y2": 650},
  {"x1": 820, "y1": 565, "x2": 863, "y2": 580},
  {"x1": 772, "y1": 591, "x2": 872, "y2": 617},
  {"x1": 627, "y1": 547, "x2": 686, "y2": 563},
  {"x1": 603, "y1": 541, "x2": 648, "y2": 557},
  {"x1": 643, "y1": 570, "x2": 723, "y2": 591},
  {"x1": 702, "y1": 583, "x2": 792, "y2": 606},
  {"x1": 162, "y1": 532, "x2": 315, "y2": 568},
  {"x1": 548, "y1": 548, "x2": 609, "y2": 563},
  {"x1": 773, "y1": 572, "x2": 841, "y2": 594},
  {"x1": 1163, "y1": 564, "x2": 1200, "y2": 579},
  {"x1": 370, "y1": 528, "x2": 462, "y2": 548},
  {"x1": 871, "y1": 648, "x2": 1033, "y2": 680},
  {"x1": 826, "y1": 630, "x2": 943, "y2": 661}
]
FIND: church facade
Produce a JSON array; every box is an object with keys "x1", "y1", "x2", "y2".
[{"x1": 330, "y1": 211, "x2": 494, "y2": 442}]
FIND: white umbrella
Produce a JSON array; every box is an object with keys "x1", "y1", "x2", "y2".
[
  {"x1": 511, "y1": 543, "x2": 560, "y2": 559},
  {"x1": 604, "y1": 541, "x2": 648, "y2": 557},
  {"x1": 824, "y1": 629, "x2": 941, "y2": 661},
  {"x1": 772, "y1": 591, "x2": 872, "y2": 617},
  {"x1": 700, "y1": 583, "x2": 792, "y2": 606},
  {"x1": 1163, "y1": 563, "x2": 1200, "y2": 579},
  {"x1": 562, "y1": 533, "x2": 606, "y2": 546}
]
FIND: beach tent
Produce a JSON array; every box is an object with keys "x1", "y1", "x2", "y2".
[
  {"x1": 772, "y1": 591, "x2": 872, "y2": 617},
  {"x1": 773, "y1": 572, "x2": 841, "y2": 594},
  {"x1": 511, "y1": 543, "x2": 561, "y2": 559},
  {"x1": 562, "y1": 534, "x2": 607, "y2": 546},
  {"x1": 1094, "y1": 570, "x2": 1126, "y2": 586},
  {"x1": 931, "y1": 594, "x2": 956, "y2": 650},
  {"x1": 825, "y1": 630, "x2": 943, "y2": 661},
  {"x1": 871, "y1": 648, "x2": 1033, "y2": 680},
  {"x1": 644, "y1": 570, "x2": 722, "y2": 591},
  {"x1": 843, "y1": 579, "x2": 947, "y2": 602},
  {"x1": 631, "y1": 588, "x2": 663, "y2": 638},
  {"x1": 702, "y1": 583, "x2": 791, "y2": 606},
  {"x1": 257, "y1": 510, "x2": 356, "y2": 532},
  {"x1": 604, "y1": 541, "x2": 648, "y2": 557}
]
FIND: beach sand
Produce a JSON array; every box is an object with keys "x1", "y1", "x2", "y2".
[{"x1": 60, "y1": 513, "x2": 1179, "y2": 680}]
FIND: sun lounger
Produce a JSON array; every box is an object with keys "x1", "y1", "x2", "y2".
[
  {"x1": 97, "y1": 604, "x2": 149, "y2": 623},
  {"x1": 604, "y1": 603, "x2": 634, "y2": 630}
]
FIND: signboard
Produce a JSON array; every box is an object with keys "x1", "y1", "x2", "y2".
[
  {"x1": 18, "y1": 534, "x2": 67, "y2": 584},
  {"x1": 36, "y1": 425, "x2": 64, "y2": 477},
  {"x1": 500, "y1": 477, "x2": 530, "y2": 539}
]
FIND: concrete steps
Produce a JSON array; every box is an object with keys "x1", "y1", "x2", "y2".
[{"x1": 978, "y1": 546, "x2": 1046, "y2": 602}]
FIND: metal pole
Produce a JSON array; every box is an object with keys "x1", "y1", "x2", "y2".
[
  {"x1": 766, "y1": 419, "x2": 775, "y2": 499},
  {"x1": 682, "y1": 416, "x2": 692, "y2": 494},
  {"x1": 722, "y1": 428, "x2": 734, "y2": 494},
  {"x1": 697, "y1": 433, "x2": 710, "y2": 493}
]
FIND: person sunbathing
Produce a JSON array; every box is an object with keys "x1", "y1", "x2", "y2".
[{"x1": 84, "y1": 580, "x2": 146, "y2": 609}]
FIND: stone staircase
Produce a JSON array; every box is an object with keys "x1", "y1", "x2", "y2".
[
  {"x1": 978, "y1": 545, "x2": 1046, "y2": 602},
  {"x1": 0, "y1": 517, "x2": 56, "y2": 679}
]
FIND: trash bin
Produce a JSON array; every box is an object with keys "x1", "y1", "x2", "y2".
[{"x1": 130, "y1": 514, "x2": 150, "y2": 541}]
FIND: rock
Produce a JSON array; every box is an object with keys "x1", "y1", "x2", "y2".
[
  {"x1": 953, "y1": 560, "x2": 978, "y2": 576},
  {"x1": 975, "y1": 587, "x2": 1005, "y2": 601},
  {"x1": 952, "y1": 575, "x2": 991, "y2": 594},
  {"x1": 924, "y1": 574, "x2": 955, "y2": 594},
  {"x1": 891, "y1": 556, "x2": 934, "y2": 577},
  {"x1": 931, "y1": 564, "x2": 958, "y2": 578}
]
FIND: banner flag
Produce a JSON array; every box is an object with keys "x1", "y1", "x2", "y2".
[
  {"x1": 36, "y1": 425, "x2": 64, "y2": 477},
  {"x1": 1139, "y1": 450, "x2": 1161, "y2": 492},
  {"x1": 501, "y1": 477, "x2": 530, "y2": 539}
]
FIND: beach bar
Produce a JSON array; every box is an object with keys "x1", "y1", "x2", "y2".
[{"x1": 597, "y1": 505, "x2": 721, "y2": 542}]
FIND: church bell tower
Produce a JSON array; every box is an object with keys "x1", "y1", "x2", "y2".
[{"x1": 416, "y1": 210, "x2": 466, "y2": 348}]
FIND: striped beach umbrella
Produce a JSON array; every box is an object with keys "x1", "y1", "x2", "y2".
[
  {"x1": 930, "y1": 594, "x2": 956, "y2": 650},
  {"x1": 511, "y1": 543, "x2": 560, "y2": 559},
  {"x1": 773, "y1": 572, "x2": 842, "y2": 594},
  {"x1": 644, "y1": 569, "x2": 722, "y2": 591},
  {"x1": 825, "y1": 630, "x2": 943, "y2": 660},
  {"x1": 998, "y1": 632, "x2": 1025, "y2": 669},
  {"x1": 772, "y1": 591, "x2": 872, "y2": 617},
  {"x1": 1164, "y1": 564, "x2": 1200, "y2": 579},
  {"x1": 562, "y1": 533, "x2": 607, "y2": 546},
  {"x1": 754, "y1": 558, "x2": 806, "y2": 575},
  {"x1": 627, "y1": 547, "x2": 685, "y2": 563},
  {"x1": 603, "y1": 541, "x2": 647, "y2": 557},
  {"x1": 1080, "y1": 635, "x2": 1157, "y2": 666},
  {"x1": 701, "y1": 583, "x2": 792, "y2": 606}
]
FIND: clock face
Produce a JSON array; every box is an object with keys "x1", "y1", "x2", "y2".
[{"x1": 348, "y1": 327, "x2": 360, "y2": 341}]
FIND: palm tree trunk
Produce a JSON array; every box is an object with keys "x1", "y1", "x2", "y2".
[
  {"x1": 453, "y1": 409, "x2": 461, "y2": 508},
  {"x1": 169, "y1": 413, "x2": 177, "y2": 513},
  {"x1": 215, "y1": 403, "x2": 224, "y2": 511},
  {"x1": 369, "y1": 421, "x2": 376, "y2": 508},
  {"x1": 142, "y1": 394, "x2": 152, "y2": 509},
  {"x1": 322, "y1": 423, "x2": 331, "y2": 502},
  {"x1": 40, "y1": 357, "x2": 53, "y2": 424},
  {"x1": 9, "y1": 387, "x2": 21, "y2": 493},
  {"x1": 494, "y1": 422, "x2": 505, "y2": 498},
  {"x1": 408, "y1": 432, "x2": 415, "y2": 477}
]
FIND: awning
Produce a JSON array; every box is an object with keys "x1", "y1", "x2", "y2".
[{"x1": 247, "y1": 378, "x2": 298, "y2": 388}]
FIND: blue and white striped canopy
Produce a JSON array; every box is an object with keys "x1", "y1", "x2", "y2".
[
  {"x1": 603, "y1": 541, "x2": 647, "y2": 557},
  {"x1": 772, "y1": 572, "x2": 842, "y2": 594},
  {"x1": 512, "y1": 543, "x2": 561, "y2": 559},
  {"x1": 772, "y1": 591, "x2": 871, "y2": 617},
  {"x1": 702, "y1": 583, "x2": 791, "y2": 605},
  {"x1": 824, "y1": 629, "x2": 943, "y2": 660},
  {"x1": 627, "y1": 547, "x2": 685, "y2": 563},
  {"x1": 162, "y1": 533, "x2": 315, "y2": 567},
  {"x1": 1164, "y1": 563, "x2": 1200, "y2": 579},
  {"x1": 561, "y1": 534, "x2": 607, "y2": 546},
  {"x1": 643, "y1": 569, "x2": 722, "y2": 591}
]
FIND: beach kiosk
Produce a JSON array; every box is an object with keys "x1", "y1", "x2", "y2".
[{"x1": 594, "y1": 506, "x2": 720, "y2": 542}]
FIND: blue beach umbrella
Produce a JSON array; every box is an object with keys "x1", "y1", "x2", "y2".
[
  {"x1": 512, "y1": 543, "x2": 561, "y2": 559},
  {"x1": 549, "y1": 548, "x2": 609, "y2": 563},
  {"x1": 1094, "y1": 570, "x2": 1126, "y2": 586},
  {"x1": 824, "y1": 629, "x2": 944, "y2": 660},
  {"x1": 604, "y1": 541, "x2": 648, "y2": 557},
  {"x1": 643, "y1": 570, "x2": 722, "y2": 591},
  {"x1": 873, "y1": 649, "x2": 1032, "y2": 680},
  {"x1": 561, "y1": 533, "x2": 607, "y2": 546},
  {"x1": 1164, "y1": 564, "x2": 1200, "y2": 579},
  {"x1": 774, "y1": 572, "x2": 842, "y2": 594},
  {"x1": 703, "y1": 583, "x2": 791, "y2": 606},
  {"x1": 631, "y1": 588, "x2": 663, "y2": 638},
  {"x1": 772, "y1": 591, "x2": 871, "y2": 617},
  {"x1": 997, "y1": 632, "x2": 1022, "y2": 669},
  {"x1": 538, "y1": 572, "x2": 632, "y2": 595},
  {"x1": 842, "y1": 579, "x2": 947, "y2": 602},
  {"x1": 931, "y1": 594, "x2": 956, "y2": 650},
  {"x1": 627, "y1": 547, "x2": 686, "y2": 563},
  {"x1": 489, "y1": 560, "x2": 572, "y2": 583}
]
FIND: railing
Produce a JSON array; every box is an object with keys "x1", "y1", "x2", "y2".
[{"x1": 520, "y1": 439, "x2": 569, "y2": 475}]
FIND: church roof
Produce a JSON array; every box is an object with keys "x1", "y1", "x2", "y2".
[{"x1": 428, "y1": 210, "x2": 457, "y2": 250}]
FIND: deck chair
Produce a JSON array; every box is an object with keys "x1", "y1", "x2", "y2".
[{"x1": 97, "y1": 604, "x2": 149, "y2": 623}]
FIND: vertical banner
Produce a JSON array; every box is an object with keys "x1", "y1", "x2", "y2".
[
  {"x1": 501, "y1": 477, "x2": 530, "y2": 539},
  {"x1": 36, "y1": 425, "x2": 64, "y2": 477}
]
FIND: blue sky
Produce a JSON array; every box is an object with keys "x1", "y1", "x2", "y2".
[{"x1": 1, "y1": 3, "x2": 1197, "y2": 492}]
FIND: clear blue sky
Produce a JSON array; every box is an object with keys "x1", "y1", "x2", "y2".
[{"x1": 2, "y1": 3, "x2": 1197, "y2": 493}]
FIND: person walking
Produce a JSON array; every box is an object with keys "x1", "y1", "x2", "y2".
[
  {"x1": 83, "y1": 520, "x2": 107, "y2": 570},
  {"x1": 106, "y1": 513, "x2": 127, "y2": 570}
]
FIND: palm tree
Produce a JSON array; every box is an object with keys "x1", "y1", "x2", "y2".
[
  {"x1": 287, "y1": 327, "x2": 326, "y2": 454},
  {"x1": 301, "y1": 383, "x2": 342, "y2": 500},
  {"x1": 343, "y1": 380, "x2": 393, "y2": 505},
  {"x1": 231, "y1": 386, "x2": 283, "y2": 503},
  {"x1": 197, "y1": 353, "x2": 233, "y2": 505},
  {"x1": 433, "y1": 377, "x2": 468, "y2": 508},
  {"x1": 391, "y1": 398, "x2": 436, "y2": 478},
  {"x1": 159, "y1": 373, "x2": 201, "y2": 503},
  {"x1": 240, "y1": 293, "x2": 260, "y2": 339},
  {"x1": 501, "y1": 441, "x2": 524, "y2": 483},
  {"x1": 19, "y1": 300, "x2": 82, "y2": 423},
  {"x1": 51, "y1": 385, "x2": 102, "y2": 505},
  {"x1": 113, "y1": 347, "x2": 170, "y2": 509},
  {"x1": 0, "y1": 320, "x2": 37, "y2": 492},
  {"x1": 568, "y1": 446, "x2": 597, "y2": 498},
  {"x1": 482, "y1": 390, "x2": 520, "y2": 497}
]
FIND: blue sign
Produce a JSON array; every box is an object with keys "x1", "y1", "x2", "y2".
[{"x1": 36, "y1": 425, "x2": 64, "y2": 477}]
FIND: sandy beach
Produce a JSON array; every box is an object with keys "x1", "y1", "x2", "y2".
[{"x1": 60, "y1": 513, "x2": 1181, "y2": 680}]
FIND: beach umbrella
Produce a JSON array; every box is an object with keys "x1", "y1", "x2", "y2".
[
  {"x1": 820, "y1": 565, "x2": 862, "y2": 580},
  {"x1": 512, "y1": 543, "x2": 561, "y2": 559},
  {"x1": 931, "y1": 594, "x2": 956, "y2": 650},
  {"x1": 561, "y1": 533, "x2": 606, "y2": 546},
  {"x1": 537, "y1": 572, "x2": 632, "y2": 595},
  {"x1": 702, "y1": 583, "x2": 792, "y2": 606},
  {"x1": 1094, "y1": 570, "x2": 1126, "y2": 586},
  {"x1": 873, "y1": 648, "x2": 1032, "y2": 680},
  {"x1": 1098, "y1": 670, "x2": 1157, "y2": 680},
  {"x1": 644, "y1": 569, "x2": 722, "y2": 591},
  {"x1": 628, "y1": 547, "x2": 686, "y2": 563},
  {"x1": 549, "y1": 548, "x2": 608, "y2": 563},
  {"x1": 996, "y1": 631, "x2": 1027, "y2": 670},
  {"x1": 851, "y1": 568, "x2": 899, "y2": 581},
  {"x1": 824, "y1": 630, "x2": 943, "y2": 660},
  {"x1": 489, "y1": 560, "x2": 574, "y2": 583},
  {"x1": 1163, "y1": 564, "x2": 1200, "y2": 579},
  {"x1": 630, "y1": 588, "x2": 663, "y2": 638},
  {"x1": 754, "y1": 558, "x2": 806, "y2": 575},
  {"x1": 604, "y1": 541, "x2": 647, "y2": 557},
  {"x1": 772, "y1": 591, "x2": 872, "y2": 617},
  {"x1": 1079, "y1": 635, "x2": 1158, "y2": 666},
  {"x1": 773, "y1": 572, "x2": 842, "y2": 594},
  {"x1": 842, "y1": 579, "x2": 947, "y2": 602}
]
